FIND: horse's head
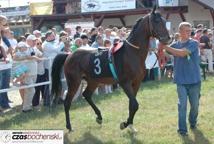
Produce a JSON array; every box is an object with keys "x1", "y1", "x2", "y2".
[{"x1": 148, "y1": 6, "x2": 172, "y2": 44}]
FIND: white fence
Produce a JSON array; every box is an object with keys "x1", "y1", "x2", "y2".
[{"x1": 0, "y1": 57, "x2": 53, "y2": 94}]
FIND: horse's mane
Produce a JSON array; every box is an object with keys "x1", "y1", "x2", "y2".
[{"x1": 128, "y1": 17, "x2": 143, "y2": 38}]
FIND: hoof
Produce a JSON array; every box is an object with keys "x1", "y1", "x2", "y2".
[
  {"x1": 66, "y1": 124, "x2": 73, "y2": 132},
  {"x1": 68, "y1": 128, "x2": 74, "y2": 133},
  {"x1": 120, "y1": 122, "x2": 126, "y2": 130},
  {"x1": 128, "y1": 124, "x2": 138, "y2": 134},
  {"x1": 96, "y1": 117, "x2": 102, "y2": 125}
]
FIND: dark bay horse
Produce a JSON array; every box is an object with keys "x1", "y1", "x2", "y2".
[{"x1": 51, "y1": 7, "x2": 171, "y2": 132}]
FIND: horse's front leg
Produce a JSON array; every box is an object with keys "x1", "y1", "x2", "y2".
[
  {"x1": 132, "y1": 78, "x2": 143, "y2": 97},
  {"x1": 120, "y1": 81, "x2": 139, "y2": 133}
]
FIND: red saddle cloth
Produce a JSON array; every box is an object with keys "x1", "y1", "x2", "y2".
[{"x1": 111, "y1": 42, "x2": 123, "y2": 54}]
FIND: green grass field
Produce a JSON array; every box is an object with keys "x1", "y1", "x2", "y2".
[{"x1": 0, "y1": 77, "x2": 214, "y2": 144}]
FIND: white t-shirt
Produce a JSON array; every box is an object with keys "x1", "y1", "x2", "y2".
[
  {"x1": 42, "y1": 41, "x2": 63, "y2": 69},
  {"x1": 8, "y1": 38, "x2": 18, "y2": 49},
  {"x1": 34, "y1": 48, "x2": 45, "y2": 75}
]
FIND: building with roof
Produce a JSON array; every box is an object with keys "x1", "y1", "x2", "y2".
[{"x1": 13, "y1": 0, "x2": 214, "y2": 33}]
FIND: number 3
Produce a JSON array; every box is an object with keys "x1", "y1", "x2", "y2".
[{"x1": 94, "y1": 58, "x2": 101, "y2": 75}]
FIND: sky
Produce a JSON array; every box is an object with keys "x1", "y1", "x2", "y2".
[{"x1": 0, "y1": 0, "x2": 51, "y2": 8}]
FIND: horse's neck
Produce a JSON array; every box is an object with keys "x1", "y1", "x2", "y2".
[
  {"x1": 125, "y1": 28, "x2": 150, "y2": 66},
  {"x1": 127, "y1": 19, "x2": 150, "y2": 52},
  {"x1": 127, "y1": 31, "x2": 150, "y2": 56}
]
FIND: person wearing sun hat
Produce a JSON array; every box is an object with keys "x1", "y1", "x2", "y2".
[
  {"x1": 33, "y1": 30, "x2": 42, "y2": 38},
  {"x1": 18, "y1": 34, "x2": 42, "y2": 112}
]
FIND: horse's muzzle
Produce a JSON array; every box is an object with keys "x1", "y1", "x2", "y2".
[{"x1": 159, "y1": 36, "x2": 172, "y2": 44}]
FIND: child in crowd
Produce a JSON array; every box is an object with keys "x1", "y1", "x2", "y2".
[
  {"x1": 12, "y1": 42, "x2": 30, "y2": 105},
  {"x1": 12, "y1": 42, "x2": 29, "y2": 86}
]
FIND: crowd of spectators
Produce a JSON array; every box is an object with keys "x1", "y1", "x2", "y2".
[
  {"x1": 0, "y1": 14, "x2": 130, "y2": 113},
  {"x1": 0, "y1": 13, "x2": 214, "y2": 113}
]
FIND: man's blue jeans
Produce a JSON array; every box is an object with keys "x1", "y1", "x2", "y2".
[
  {"x1": 0, "y1": 68, "x2": 11, "y2": 108},
  {"x1": 176, "y1": 82, "x2": 201, "y2": 133}
]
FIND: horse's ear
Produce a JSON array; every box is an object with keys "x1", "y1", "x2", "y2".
[{"x1": 152, "y1": 5, "x2": 157, "y2": 14}]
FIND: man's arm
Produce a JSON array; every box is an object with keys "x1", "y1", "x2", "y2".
[{"x1": 159, "y1": 43, "x2": 190, "y2": 57}]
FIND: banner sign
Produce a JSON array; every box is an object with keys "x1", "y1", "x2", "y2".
[
  {"x1": 158, "y1": 0, "x2": 178, "y2": 7},
  {"x1": 0, "y1": 6, "x2": 29, "y2": 17},
  {"x1": 81, "y1": 0, "x2": 136, "y2": 13}
]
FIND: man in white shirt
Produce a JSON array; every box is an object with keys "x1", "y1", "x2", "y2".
[{"x1": 42, "y1": 31, "x2": 63, "y2": 106}]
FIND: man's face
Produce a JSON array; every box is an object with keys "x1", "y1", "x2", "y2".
[
  {"x1": 82, "y1": 38, "x2": 88, "y2": 45},
  {"x1": 179, "y1": 26, "x2": 191, "y2": 40},
  {"x1": 48, "y1": 33, "x2": 55, "y2": 41},
  {"x1": 27, "y1": 39, "x2": 36, "y2": 47},
  {"x1": 76, "y1": 39, "x2": 83, "y2": 47},
  {"x1": 35, "y1": 33, "x2": 41, "y2": 38}
]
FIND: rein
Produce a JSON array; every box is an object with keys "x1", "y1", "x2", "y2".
[
  {"x1": 151, "y1": 51, "x2": 158, "y2": 69},
  {"x1": 148, "y1": 15, "x2": 155, "y2": 37}
]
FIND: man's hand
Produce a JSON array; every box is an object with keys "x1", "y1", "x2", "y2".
[{"x1": 158, "y1": 43, "x2": 167, "y2": 51}]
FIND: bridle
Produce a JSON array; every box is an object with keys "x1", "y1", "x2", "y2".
[
  {"x1": 125, "y1": 14, "x2": 159, "y2": 70},
  {"x1": 148, "y1": 14, "x2": 155, "y2": 37}
]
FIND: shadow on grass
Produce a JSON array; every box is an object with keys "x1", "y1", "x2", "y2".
[
  {"x1": 140, "y1": 79, "x2": 172, "y2": 91},
  {"x1": 181, "y1": 128, "x2": 211, "y2": 144},
  {"x1": 0, "y1": 80, "x2": 171, "y2": 130},
  {"x1": 126, "y1": 131, "x2": 144, "y2": 144},
  {"x1": 192, "y1": 128, "x2": 211, "y2": 144},
  {"x1": 64, "y1": 132, "x2": 115, "y2": 144},
  {"x1": 0, "y1": 105, "x2": 63, "y2": 129}
]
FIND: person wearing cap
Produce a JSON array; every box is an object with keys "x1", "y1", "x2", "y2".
[
  {"x1": 17, "y1": 34, "x2": 42, "y2": 112},
  {"x1": 42, "y1": 31, "x2": 64, "y2": 106},
  {"x1": 33, "y1": 30, "x2": 42, "y2": 38},
  {"x1": 0, "y1": 15, "x2": 12, "y2": 110}
]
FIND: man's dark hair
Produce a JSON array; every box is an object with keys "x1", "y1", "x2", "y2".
[
  {"x1": 80, "y1": 34, "x2": 88, "y2": 39},
  {"x1": 203, "y1": 29, "x2": 208, "y2": 34},
  {"x1": 45, "y1": 31, "x2": 53, "y2": 39},
  {"x1": 76, "y1": 26, "x2": 81, "y2": 31}
]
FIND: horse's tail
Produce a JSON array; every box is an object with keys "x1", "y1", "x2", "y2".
[{"x1": 51, "y1": 53, "x2": 69, "y2": 98}]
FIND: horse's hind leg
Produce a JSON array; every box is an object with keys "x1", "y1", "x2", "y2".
[
  {"x1": 64, "y1": 78, "x2": 81, "y2": 132},
  {"x1": 82, "y1": 83, "x2": 103, "y2": 125}
]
